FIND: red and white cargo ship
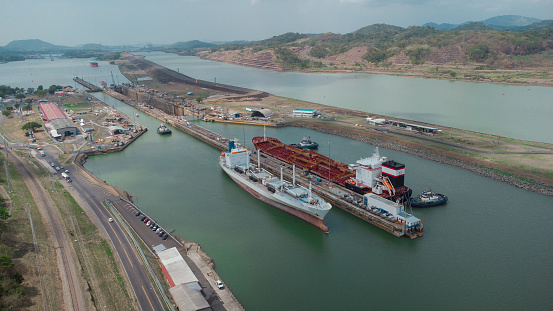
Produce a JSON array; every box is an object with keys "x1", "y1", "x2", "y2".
[{"x1": 252, "y1": 136, "x2": 412, "y2": 202}]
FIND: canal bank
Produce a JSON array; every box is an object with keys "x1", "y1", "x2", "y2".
[{"x1": 113, "y1": 53, "x2": 553, "y2": 193}]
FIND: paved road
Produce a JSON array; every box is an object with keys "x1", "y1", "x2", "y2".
[
  {"x1": 28, "y1": 142, "x2": 167, "y2": 311},
  {"x1": 65, "y1": 162, "x2": 166, "y2": 311}
]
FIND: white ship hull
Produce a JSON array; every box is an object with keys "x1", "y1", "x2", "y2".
[{"x1": 220, "y1": 157, "x2": 330, "y2": 232}]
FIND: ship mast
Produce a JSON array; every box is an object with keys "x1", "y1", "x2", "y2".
[{"x1": 292, "y1": 164, "x2": 296, "y2": 186}]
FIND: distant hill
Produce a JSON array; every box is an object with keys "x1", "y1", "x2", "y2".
[
  {"x1": 210, "y1": 40, "x2": 252, "y2": 46},
  {"x1": 424, "y1": 15, "x2": 543, "y2": 30},
  {"x1": 516, "y1": 20, "x2": 553, "y2": 31},
  {"x1": 454, "y1": 22, "x2": 497, "y2": 31},
  {"x1": 3, "y1": 39, "x2": 68, "y2": 51},
  {"x1": 353, "y1": 24, "x2": 404, "y2": 35},
  {"x1": 422, "y1": 22, "x2": 458, "y2": 31},
  {"x1": 168, "y1": 40, "x2": 215, "y2": 49},
  {"x1": 483, "y1": 15, "x2": 540, "y2": 27},
  {"x1": 77, "y1": 43, "x2": 109, "y2": 51}
]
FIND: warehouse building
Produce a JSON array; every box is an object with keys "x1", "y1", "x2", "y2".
[
  {"x1": 39, "y1": 103, "x2": 78, "y2": 137},
  {"x1": 157, "y1": 247, "x2": 210, "y2": 311},
  {"x1": 293, "y1": 109, "x2": 321, "y2": 118}
]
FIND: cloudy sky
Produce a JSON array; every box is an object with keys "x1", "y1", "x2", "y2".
[{"x1": 2, "y1": 0, "x2": 552, "y2": 46}]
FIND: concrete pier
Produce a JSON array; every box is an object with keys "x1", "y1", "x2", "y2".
[{"x1": 73, "y1": 77, "x2": 102, "y2": 92}]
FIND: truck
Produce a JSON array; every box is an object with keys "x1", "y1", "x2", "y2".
[
  {"x1": 61, "y1": 172, "x2": 71, "y2": 182},
  {"x1": 39, "y1": 151, "x2": 45, "y2": 157}
]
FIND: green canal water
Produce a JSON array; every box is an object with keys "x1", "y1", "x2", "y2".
[{"x1": 86, "y1": 93, "x2": 553, "y2": 310}]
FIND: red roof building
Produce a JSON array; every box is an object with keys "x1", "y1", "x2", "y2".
[{"x1": 39, "y1": 103, "x2": 68, "y2": 121}]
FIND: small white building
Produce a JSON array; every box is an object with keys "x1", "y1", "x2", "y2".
[
  {"x1": 363, "y1": 193, "x2": 421, "y2": 229},
  {"x1": 366, "y1": 117, "x2": 386, "y2": 125},
  {"x1": 293, "y1": 109, "x2": 320, "y2": 118}
]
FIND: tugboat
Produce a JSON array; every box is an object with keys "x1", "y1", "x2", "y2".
[
  {"x1": 410, "y1": 188, "x2": 448, "y2": 207},
  {"x1": 157, "y1": 123, "x2": 172, "y2": 135},
  {"x1": 292, "y1": 136, "x2": 319, "y2": 149}
]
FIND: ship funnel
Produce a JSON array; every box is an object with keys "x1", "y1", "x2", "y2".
[{"x1": 228, "y1": 140, "x2": 235, "y2": 152}]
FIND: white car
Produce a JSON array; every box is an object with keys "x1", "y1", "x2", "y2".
[
  {"x1": 108, "y1": 218, "x2": 113, "y2": 222},
  {"x1": 215, "y1": 280, "x2": 224, "y2": 289}
]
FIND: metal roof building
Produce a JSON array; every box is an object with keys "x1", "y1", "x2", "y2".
[
  {"x1": 157, "y1": 247, "x2": 209, "y2": 310},
  {"x1": 251, "y1": 108, "x2": 273, "y2": 118},
  {"x1": 293, "y1": 109, "x2": 320, "y2": 118},
  {"x1": 39, "y1": 103, "x2": 68, "y2": 121},
  {"x1": 169, "y1": 284, "x2": 210, "y2": 311},
  {"x1": 50, "y1": 118, "x2": 77, "y2": 136}
]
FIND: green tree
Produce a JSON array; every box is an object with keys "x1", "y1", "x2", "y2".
[
  {"x1": 22, "y1": 104, "x2": 32, "y2": 111},
  {"x1": 37, "y1": 85, "x2": 43, "y2": 91},
  {"x1": 2, "y1": 110, "x2": 10, "y2": 117},
  {"x1": 21, "y1": 121, "x2": 42, "y2": 132},
  {"x1": 27, "y1": 87, "x2": 35, "y2": 94},
  {"x1": 15, "y1": 94, "x2": 25, "y2": 100},
  {"x1": 5, "y1": 106, "x2": 13, "y2": 111},
  {"x1": 36, "y1": 90, "x2": 47, "y2": 97},
  {"x1": 48, "y1": 85, "x2": 61, "y2": 95},
  {"x1": 14, "y1": 103, "x2": 20, "y2": 109}
]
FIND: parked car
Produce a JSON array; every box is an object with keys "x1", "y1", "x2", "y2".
[
  {"x1": 108, "y1": 218, "x2": 113, "y2": 222},
  {"x1": 216, "y1": 280, "x2": 224, "y2": 289},
  {"x1": 158, "y1": 231, "x2": 164, "y2": 237},
  {"x1": 140, "y1": 216, "x2": 146, "y2": 221},
  {"x1": 162, "y1": 233, "x2": 168, "y2": 240},
  {"x1": 135, "y1": 211, "x2": 141, "y2": 217}
]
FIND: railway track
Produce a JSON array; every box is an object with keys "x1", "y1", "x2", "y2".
[{"x1": 11, "y1": 152, "x2": 86, "y2": 310}]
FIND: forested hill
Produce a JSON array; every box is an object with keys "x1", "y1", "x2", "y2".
[{"x1": 202, "y1": 22, "x2": 553, "y2": 71}]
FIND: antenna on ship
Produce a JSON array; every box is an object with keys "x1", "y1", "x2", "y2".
[
  {"x1": 280, "y1": 166, "x2": 284, "y2": 191},
  {"x1": 292, "y1": 164, "x2": 296, "y2": 186},
  {"x1": 257, "y1": 150, "x2": 261, "y2": 169},
  {"x1": 263, "y1": 125, "x2": 266, "y2": 141}
]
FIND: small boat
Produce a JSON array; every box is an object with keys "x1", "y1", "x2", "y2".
[
  {"x1": 292, "y1": 136, "x2": 319, "y2": 149},
  {"x1": 410, "y1": 188, "x2": 448, "y2": 207},
  {"x1": 89, "y1": 61, "x2": 99, "y2": 67},
  {"x1": 157, "y1": 123, "x2": 172, "y2": 135}
]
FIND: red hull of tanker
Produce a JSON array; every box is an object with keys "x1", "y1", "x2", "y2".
[{"x1": 253, "y1": 136, "x2": 412, "y2": 201}]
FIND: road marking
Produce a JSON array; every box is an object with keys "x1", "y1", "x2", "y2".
[
  {"x1": 142, "y1": 285, "x2": 156, "y2": 311},
  {"x1": 108, "y1": 223, "x2": 134, "y2": 268},
  {"x1": 123, "y1": 248, "x2": 134, "y2": 268}
]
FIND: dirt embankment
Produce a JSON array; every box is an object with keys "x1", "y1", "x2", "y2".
[{"x1": 198, "y1": 47, "x2": 553, "y2": 87}]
